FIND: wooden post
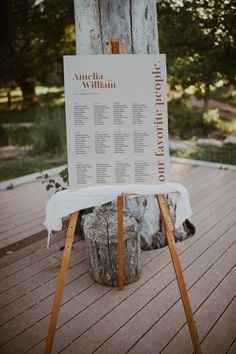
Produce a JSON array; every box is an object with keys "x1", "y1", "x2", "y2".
[
  {"x1": 107, "y1": 37, "x2": 124, "y2": 54},
  {"x1": 117, "y1": 195, "x2": 124, "y2": 290},
  {"x1": 156, "y1": 195, "x2": 202, "y2": 354},
  {"x1": 44, "y1": 211, "x2": 79, "y2": 354},
  {"x1": 107, "y1": 38, "x2": 125, "y2": 290},
  {"x1": 73, "y1": 0, "x2": 159, "y2": 55}
]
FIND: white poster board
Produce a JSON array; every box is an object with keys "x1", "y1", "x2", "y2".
[{"x1": 63, "y1": 54, "x2": 170, "y2": 192}]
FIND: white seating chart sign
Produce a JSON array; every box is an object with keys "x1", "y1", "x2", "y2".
[{"x1": 63, "y1": 54, "x2": 170, "y2": 192}]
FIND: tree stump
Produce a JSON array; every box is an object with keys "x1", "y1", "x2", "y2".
[{"x1": 83, "y1": 206, "x2": 141, "y2": 286}]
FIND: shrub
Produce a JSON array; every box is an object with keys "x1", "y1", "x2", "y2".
[
  {"x1": 168, "y1": 99, "x2": 230, "y2": 139},
  {"x1": 0, "y1": 125, "x2": 8, "y2": 146},
  {"x1": 0, "y1": 105, "x2": 40, "y2": 124},
  {"x1": 202, "y1": 109, "x2": 220, "y2": 131},
  {"x1": 33, "y1": 106, "x2": 66, "y2": 154},
  {"x1": 168, "y1": 99, "x2": 204, "y2": 139},
  {"x1": 0, "y1": 124, "x2": 33, "y2": 146}
]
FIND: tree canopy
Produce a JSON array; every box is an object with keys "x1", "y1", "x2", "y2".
[
  {"x1": 0, "y1": 0, "x2": 235, "y2": 106},
  {"x1": 157, "y1": 0, "x2": 236, "y2": 106},
  {"x1": 0, "y1": 0, "x2": 75, "y2": 101}
]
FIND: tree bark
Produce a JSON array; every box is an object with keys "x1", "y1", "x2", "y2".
[
  {"x1": 73, "y1": 0, "x2": 159, "y2": 55},
  {"x1": 18, "y1": 79, "x2": 36, "y2": 104},
  {"x1": 83, "y1": 206, "x2": 141, "y2": 286},
  {"x1": 7, "y1": 90, "x2": 11, "y2": 109},
  {"x1": 203, "y1": 82, "x2": 210, "y2": 111}
]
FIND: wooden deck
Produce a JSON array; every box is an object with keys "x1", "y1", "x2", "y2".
[
  {"x1": 0, "y1": 178, "x2": 56, "y2": 254},
  {"x1": 0, "y1": 162, "x2": 236, "y2": 353}
]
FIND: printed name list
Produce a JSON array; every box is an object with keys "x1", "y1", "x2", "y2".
[{"x1": 64, "y1": 54, "x2": 170, "y2": 191}]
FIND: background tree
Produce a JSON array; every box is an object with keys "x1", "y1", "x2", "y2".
[
  {"x1": 157, "y1": 0, "x2": 236, "y2": 109},
  {"x1": 0, "y1": 0, "x2": 75, "y2": 103}
]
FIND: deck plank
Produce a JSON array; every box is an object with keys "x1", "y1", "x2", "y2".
[
  {"x1": 0, "y1": 244, "x2": 87, "y2": 310},
  {"x1": 17, "y1": 204, "x2": 236, "y2": 354},
  {"x1": 53, "y1": 223, "x2": 236, "y2": 354},
  {"x1": 0, "y1": 232, "x2": 66, "y2": 281},
  {"x1": 227, "y1": 337, "x2": 236, "y2": 354},
  {"x1": 156, "y1": 261, "x2": 236, "y2": 354},
  {"x1": 201, "y1": 296, "x2": 236, "y2": 354},
  {"x1": 125, "y1": 226, "x2": 236, "y2": 354},
  {"x1": 0, "y1": 163, "x2": 235, "y2": 354}
]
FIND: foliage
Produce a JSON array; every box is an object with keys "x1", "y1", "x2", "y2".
[
  {"x1": 38, "y1": 167, "x2": 68, "y2": 192},
  {"x1": 0, "y1": 86, "x2": 65, "y2": 152},
  {"x1": 0, "y1": 106, "x2": 39, "y2": 124},
  {"x1": 33, "y1": 106, "x2": 66, "y2": 154},
  {"x1": 0, "y1": 87, "x2": 64, "y2": 127},
  {"x1": 157, "y1": 0, "x2": 236, "y2": 106},
  {"x1": 0, "y1": 125, "x2": 9, "y2": 146},
  {"x1": 202, "y1": 109, "x2": 220, "y2": 130},
  {"x1": 0, "y1": 0, "x2": 75, "y2": 102},
  {"x1": 59, "y1": 167, "x2": 69, "y2": 184},
  {"x1": 0, "y1": 124, "x2": 33, "y2": 147},
  {"x1": 210, "y1": 85, "x2": 236, "y2": 106},
  {"x1": 171, "y1": 145, "x2": 236, "y2": 166},
  {"x1": 168, "y1": 98, "x2": 235, "y2": 139},
  {"x1": 168, "y1": 99, "x2": 208, "y2": 138}
]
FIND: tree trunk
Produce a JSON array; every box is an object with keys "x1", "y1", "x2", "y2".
[
  {"x1": 73, "y1": 0, "x2": 159, "y2": 55},
  {"x1": 18, "y1": 79, "x2": 36, "y2": 104},
  {"x1": 203, "y1": 82, "x2": 210, "y2": 111},
  {"x1": 7, "y1": 90, "x2": 11, "y2": 109},
  {"x1": 83, "y1": 206, "x2": 141, "y2": 286}
]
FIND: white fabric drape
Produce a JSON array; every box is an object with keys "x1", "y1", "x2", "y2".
[{"x1": 44, "y1": 183, "x2": 192, "y2": 246}]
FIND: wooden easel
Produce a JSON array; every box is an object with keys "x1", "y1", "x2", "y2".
[{"x1": 44, "y1": 38, "x2": 202, "y2": 354}]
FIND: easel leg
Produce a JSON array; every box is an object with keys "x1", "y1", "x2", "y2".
[
  {"x1": 108, "y1": 38, "x2": 124, "y2": 291},
  {"x1": 156, "y1": 195, "x2": 202, "y2": 354},
  {"x1": 44, "y1": 211, "x2": 79, "y2": 354},
  {"x1": 117, "y1": 195, "x2": 124, "y2": 290}
]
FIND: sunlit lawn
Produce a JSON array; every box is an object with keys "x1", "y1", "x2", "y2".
[{"x1": 171, "y1": 145, "x2": 236, "y2": 166}]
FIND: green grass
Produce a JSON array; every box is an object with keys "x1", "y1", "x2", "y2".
[
  {"x1": 170, "y1": 145, "x2": 236, "y2": 166},
  {"x1": 0, "y1": 154, "x2": 67, "y2": 181},
  {"x1": 0, "y1": 86, "x2": 68, "y2": 181}
]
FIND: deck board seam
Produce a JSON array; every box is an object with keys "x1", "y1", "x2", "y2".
[
  {"x1": 226, "y1": 336, "x2": 236, "y2": 353},
  {"x1": 0, "y1": 243, "x2": 85, "y2": 283},
  {"x1": 0, "y1": 270, "x2": 92, "y2": 329},
  {"x1": 0, "y1": 203, "x2": 234, "y2": 316},
  {"x1": 0, "y1": 248, "x2": 83, "y2": 293},
  {"x1": 0, "y1": 231, "x2": 67, "y2": 269},
  {"x1": 43, "y1": 223, "x2": 235, "y2": 352},
  {"x1": 1, "y1": 205, "x2": 234, "y2": 346},
  {"x1": 77, "y1": 229, "x2": 236, "y2": 353},
  {"x1": 201, "y1": 294, "x2": 236, "y2": 345},
  {"x1": 192, "y1": 179, "x2": 236, "y2": 214},
  {"x1": 156, "y1": 263, "x2": 236, "y2": 354},
  {"x1": 0, "y1": 255, "x2": 88, "y2": 309},
  {"x1": 18, "y1": 285, "x2": 114, "y2": 354}
]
